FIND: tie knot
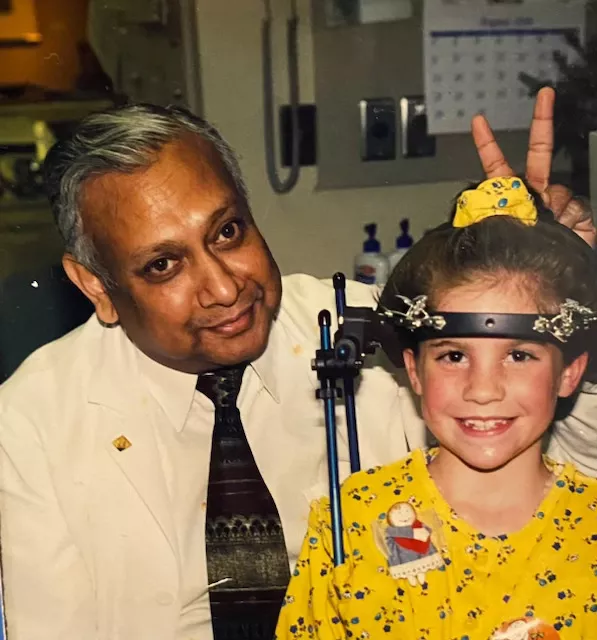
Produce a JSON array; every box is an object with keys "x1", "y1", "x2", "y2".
[{"x1": 196, "y1": 365, "x2": 246, "y2": 408}]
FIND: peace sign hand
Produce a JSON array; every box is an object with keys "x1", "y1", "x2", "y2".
[{"x1": 471, "y1": 86, "x2": 596, "y2": 247}]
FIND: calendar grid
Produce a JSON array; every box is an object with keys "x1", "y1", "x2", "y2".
[{"x1": 423, "y1": 0, "x2": 586, "y2": 134}]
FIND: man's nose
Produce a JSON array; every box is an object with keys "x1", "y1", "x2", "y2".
[
  {"x1": 196, "y1": 254, "x2": 242, "y2": 308},
  {"x1": 462, "y1": 361, "x2": 506, "y2": 404}
]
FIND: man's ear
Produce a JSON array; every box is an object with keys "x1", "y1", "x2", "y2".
[
  {"x1": 62, "y1": 254, "x2": 119, "y2": 326},
  {"x1": 558, "y1": 351, "x2": 589, "y2": 398},
  {"x1": 403, "y1": 348, "x2": 422, "y2": 396}
]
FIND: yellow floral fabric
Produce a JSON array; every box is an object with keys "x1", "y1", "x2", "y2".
[
  {"x1": 275, "y1": 449, "x2": 597, "y2": 640},
  {"x1": 453, "y1": 177, "x2": 538, "y2": 228}
]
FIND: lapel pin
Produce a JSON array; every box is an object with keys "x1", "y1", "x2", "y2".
[{"x1": 112, "y1": 435, "x2": 132, "y2": 452}]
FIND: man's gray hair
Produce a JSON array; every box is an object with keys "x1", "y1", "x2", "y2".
[{"x1": 43, "y1": 103, "x2": 248, "y2": 284}]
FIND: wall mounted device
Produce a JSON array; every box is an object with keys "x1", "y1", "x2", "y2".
[
  {"x1": 400, "y1": 96, "x2": 436, "y2": 158},
  {"x1": 280, "y1": 103, "x2": 317, "y2": 167},
  {"x1": 359, "y1": 97, "x2": 396, "y2": 162}
]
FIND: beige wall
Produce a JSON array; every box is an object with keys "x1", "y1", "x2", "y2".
[{"x1": 196, "y1": 0, "x2": 464, "y2": 278}]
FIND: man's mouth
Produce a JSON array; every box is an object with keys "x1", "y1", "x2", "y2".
[{"x1": 206, "y1": 303, "x2": 256, "y2": 336}]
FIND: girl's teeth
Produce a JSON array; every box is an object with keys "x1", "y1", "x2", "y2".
[{"x1": 462, "y1": 419, "x2": 509, "y2": 431}]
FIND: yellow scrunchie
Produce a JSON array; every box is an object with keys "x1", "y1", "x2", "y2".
[{"x1": 453, "y1": 177, "x2": 537, "y2": 228}]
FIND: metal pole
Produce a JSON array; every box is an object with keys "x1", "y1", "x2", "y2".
[{"x1": 318, "y1": 310, "x2": 344, "y2": 566}]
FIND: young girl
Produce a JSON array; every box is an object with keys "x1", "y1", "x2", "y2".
[{"x1": 275, "y1": 177, "x2": 597, "y2": 640}]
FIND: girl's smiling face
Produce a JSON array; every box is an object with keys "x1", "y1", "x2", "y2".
[{"x1": 403, "y1": 276, "x2": 587, "y2": 472}]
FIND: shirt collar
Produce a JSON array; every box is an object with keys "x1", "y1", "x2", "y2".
[
  {"x1": 249, "y1": 315, "x2": 281, "y2": 404},
  {"x1": 136, "y1": 346, "x2": 197, "y2": 433},
  {"x1": 136, "y1": 317, "x2": 282, "y2": 432}
]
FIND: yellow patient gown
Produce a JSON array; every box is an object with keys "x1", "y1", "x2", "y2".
[{"x1": 275, "y1": 449, "x2": 597, "y2": 640}]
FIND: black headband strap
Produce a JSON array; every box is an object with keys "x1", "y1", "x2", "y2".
[{"x1": 379, "y1": 296, "x2": 597, "y2": 348}]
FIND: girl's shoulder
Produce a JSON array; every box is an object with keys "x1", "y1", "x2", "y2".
[
  {"x1": 544, "y1": 456, "x2": 597, "y2": 508},
  {"x1": 546, "y1": 456, "x2": 597, "y2": 488}
]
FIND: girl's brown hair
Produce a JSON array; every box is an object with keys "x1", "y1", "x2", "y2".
[{"x1": 378, "y1": 181, "x2": 597, "y2": 366}]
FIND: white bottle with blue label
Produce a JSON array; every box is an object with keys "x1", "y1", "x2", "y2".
[
  {"x1": 387, "y1": 218, "x2": 414, "y2": 274},
  {"x1": 354, "y1": 223, "x2": 390, "y2": 286}
]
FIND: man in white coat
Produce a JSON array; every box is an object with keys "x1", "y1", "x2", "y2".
[{"x1": 0, "y1": 88, "x2": 595, "y2": 640}]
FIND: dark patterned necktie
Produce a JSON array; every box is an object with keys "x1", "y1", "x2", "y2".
[{"x1": 197, "y1": 366, "x2": 290, "y2": 640}]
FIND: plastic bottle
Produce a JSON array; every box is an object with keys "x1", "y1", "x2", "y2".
[
  {"x1": 354, "y1": 223, "x2": 390, "y2": 286},
  {"x1": 387, "y1": 218, "x2": 414, "y2": 274}
]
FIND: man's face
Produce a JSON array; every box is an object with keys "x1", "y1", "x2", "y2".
[{"x1": 77, "y1": 134, "x2": 282, "y2": 373}]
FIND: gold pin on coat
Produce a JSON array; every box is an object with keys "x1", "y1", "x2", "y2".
[{"x1": 112, "y1": 435, "x2": 132, "y2": 452}]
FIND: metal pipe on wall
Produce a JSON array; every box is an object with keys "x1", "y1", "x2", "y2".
[{"x1": 262, "y1": 0, "x2": 301, "y2": 194}]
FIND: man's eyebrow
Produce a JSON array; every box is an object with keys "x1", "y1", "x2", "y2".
[
  {"x1": 210, "y1": 198, "x2": 241, "y2": 223},
  {"x1": 130, "y1": 240, "x2": 186, "y2": 263}
]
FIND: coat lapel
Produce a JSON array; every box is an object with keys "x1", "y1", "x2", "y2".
[
  {"x1": 103, "y1": 411, "x2": 178, "y2": 558},
  {"x1": 89, "y1": 322, "x2": 180, "y2": 559}
]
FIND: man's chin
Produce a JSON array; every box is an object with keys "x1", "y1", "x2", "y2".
[
  {"x1": 209, "y1": 345, "x2": 266, "y2": 369},
  {"x1": 138, "y1": 333, "x2": 269, "y2": 374},
  {"x1": 199, "y1": 325, "x2": 271, "y2": 371}
]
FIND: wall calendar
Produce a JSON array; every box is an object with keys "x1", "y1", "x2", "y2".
[{"x1": 423, "y1": 0, "x2": 587, "y2": 134}]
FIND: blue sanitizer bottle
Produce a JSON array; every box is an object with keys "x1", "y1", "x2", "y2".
[{"x1": 387, "y1": 218, "x2": 413, "y2": 273}]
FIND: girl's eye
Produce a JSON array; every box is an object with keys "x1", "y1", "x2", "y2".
[
  {"x1": 216, "y1": 219, "x2": 246, "y2": 243},
  {"x1": 509, "y1": 350, "x2": 537, "y2": 363},
  {"x1": 438, "y1": 350, "x2": 466, "y2": 364}
]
